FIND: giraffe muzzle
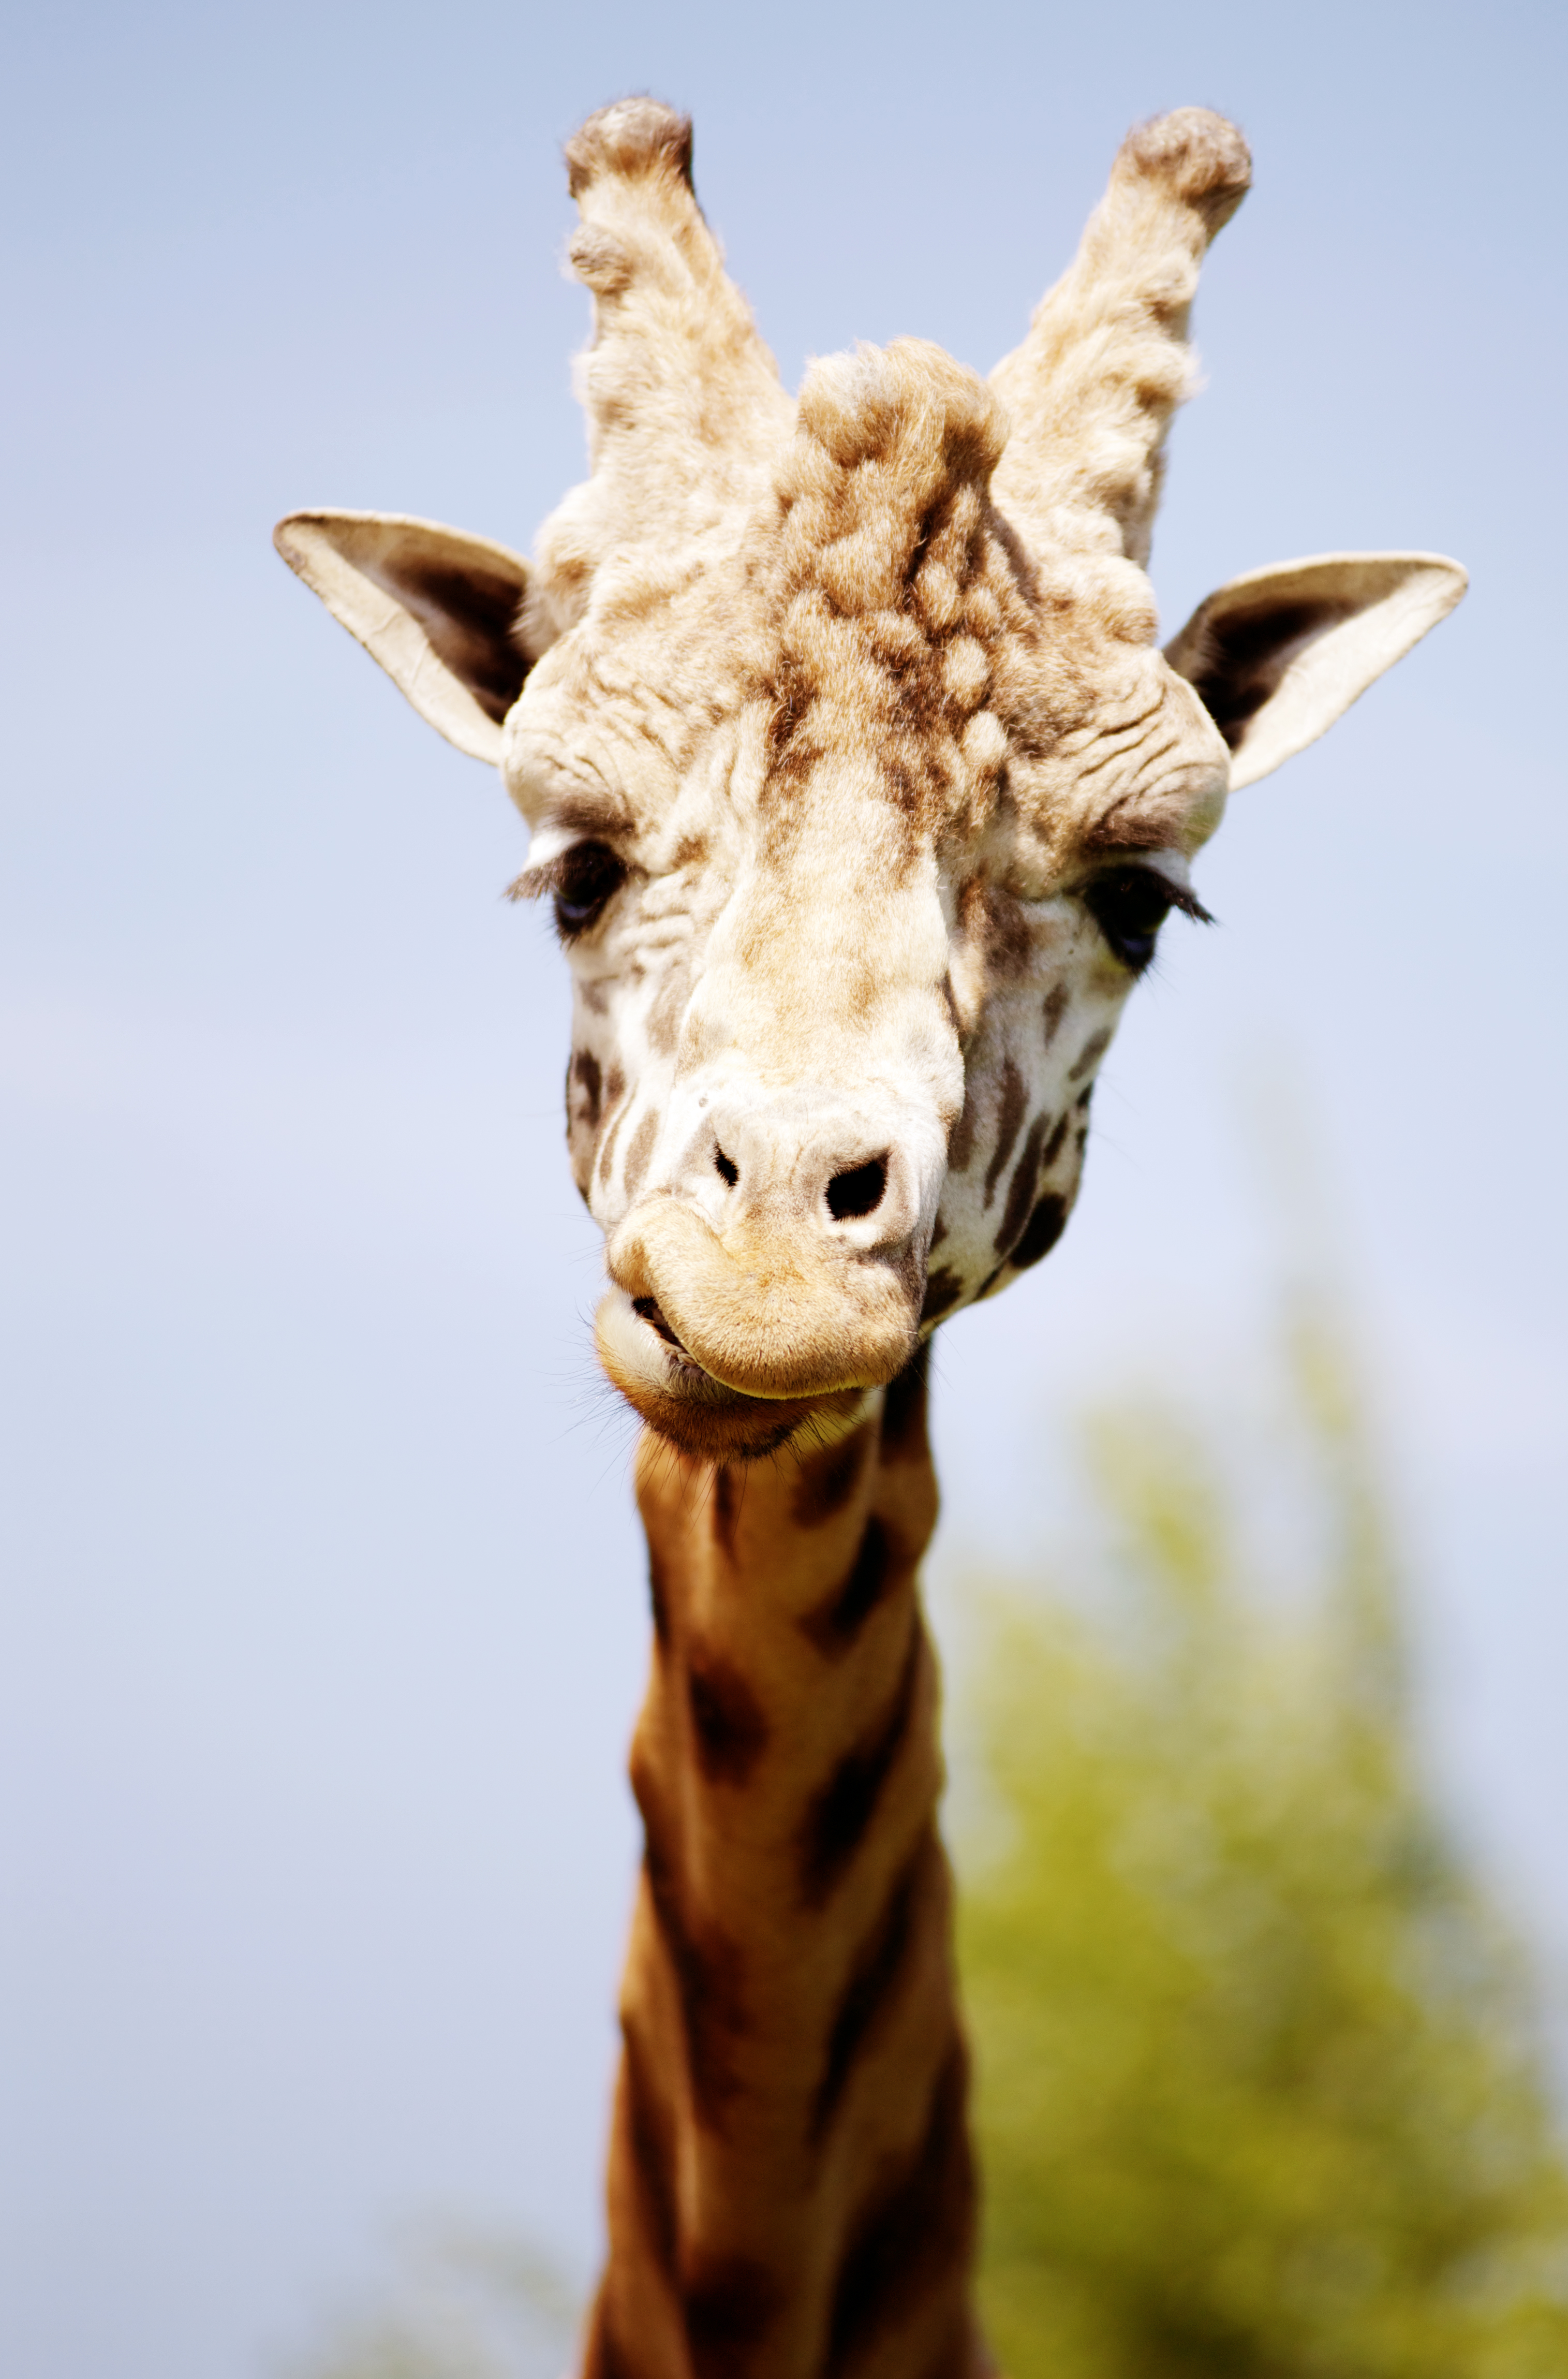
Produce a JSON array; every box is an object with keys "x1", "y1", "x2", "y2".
[{"x1": 601, "y1": 1197, "x2": 924, "y2": 1403}]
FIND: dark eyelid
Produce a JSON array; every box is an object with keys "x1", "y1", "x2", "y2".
[{"x1": 1084, "y1": 863, "x2": 1215, "y2": 927}]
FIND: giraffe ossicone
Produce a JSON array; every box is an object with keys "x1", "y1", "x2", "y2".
[{"x1": 276, "y1": 99, "x2": 1465, "y2": 2378}]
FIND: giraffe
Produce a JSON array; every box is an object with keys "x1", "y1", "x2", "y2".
[{"x1": 275, "y1": 99, "x2": 1465, "y2": 2379}]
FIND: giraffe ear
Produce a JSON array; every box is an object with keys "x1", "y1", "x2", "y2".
[
  {"x1": 273, "y1": 511, "x2": 536, "y2": 766},
  {"x1": 1165, "y1": 552, "x2": 1467, "y2": 791}
]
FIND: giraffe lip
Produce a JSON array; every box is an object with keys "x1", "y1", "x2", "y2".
[
  {"x1": 631, "y1": 1295, "x2": 687, "y2": 1354},
  {"x1": 603, "y1": 1285, "x2": 733, "y2": 1399},
  {"x1": 594, "y1": 1286, "x2": 868, "y2": 1459}
]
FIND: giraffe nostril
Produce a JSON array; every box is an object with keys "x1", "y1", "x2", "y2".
[
  {"x1": 826, "y1": 1155, "x2": 887, "y2": 1222},
  {"x1": 714, "y1": 1148, "x2": 739, "y2": 1187}
]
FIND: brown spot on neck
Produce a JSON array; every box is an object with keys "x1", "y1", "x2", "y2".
[
  {"x1": 683, "y1": 2253, "x2": 782, "y2": 2379},
  {"x1": 620, "y1": 2020, "x2": 679, "y2": 2279},
  {"x1": 800, "y1": 1515, "x2": 907, "y2": 1656},
  {"x1": 712, "y1": 1464, "x2": 742, "y2": 1562},
  {"x1": 633, "y1": 1761, "x2": 747, "y2": 2129},
  {"x1": 811, "y1": 1828, "x2": 934, "y2": 2143},
  {"x1": 881, "y1": 1343, "x2": 931, "y2": 1464},
  {"x1": 825, "y1": 2036, "x2": 975, "y2": 2375},
  {"x1": 799, "y1": 1616, "x2": 923, "y2": 1905},
  {"x1": 791, "y1": 1423, "x2": 874, "y2": 1528},
  {"x1": 686, "y1": 1645, "x2": 770, "y2": 1785},
  {"x1": 647, "y1": 1548, "x2": 672, "y2": 1647}
]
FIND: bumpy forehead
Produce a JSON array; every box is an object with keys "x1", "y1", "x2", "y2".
[{"x1": 508, "y1": 341, "x2": 1227, "y2": 873}]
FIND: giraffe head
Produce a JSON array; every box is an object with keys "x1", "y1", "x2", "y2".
[{"x1": 278, "y1": 101, "x2": 1463, "y2": 1460}]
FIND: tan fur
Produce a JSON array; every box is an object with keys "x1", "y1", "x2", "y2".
[
  {"x1": 991, "y1": 108, "x2": 1251, "y2": 570},
  {"x1": 526, "y1": 100, "x2": 793, "y2": 654},
  {"x1": 274, "y1": 100, "x2": 1467, "y2": 2378},
  {"x1": 585, "y1": 1363, "x2": 989, "y2": 2379}
]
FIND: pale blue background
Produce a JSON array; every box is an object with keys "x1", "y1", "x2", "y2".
[{"x1": 2, "y1": 3, "x2": 1564, "y2": 2373}]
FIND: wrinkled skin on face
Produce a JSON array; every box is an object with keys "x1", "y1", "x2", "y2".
[
  {"x1": 506, "y1": 344, "x2": 1229, "y2": 1456},
  {"x1": 276, "y1": 99, "x2": 1464, "y2": 1461}
]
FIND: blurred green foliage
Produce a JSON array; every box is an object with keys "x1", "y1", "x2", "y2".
[{"x1": 957, "y1": 1315, "x2": 1568, "y2": 2379}]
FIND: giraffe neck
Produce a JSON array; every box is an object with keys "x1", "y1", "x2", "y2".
[{"x1": 582, "y1": 1354, "x2": 988, "y2": 2379}]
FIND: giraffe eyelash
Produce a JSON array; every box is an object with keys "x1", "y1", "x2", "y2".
[
  {"x1": 507, "y1": 840, "x2": 630, "y2": 941},
  {"x1": 1165, "y1": 882, "x2": 1216, "y2": 926}
]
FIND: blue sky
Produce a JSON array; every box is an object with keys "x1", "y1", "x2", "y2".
[{"x1": 3, "y1": 4, "x2": 1564, "y2": 2374}]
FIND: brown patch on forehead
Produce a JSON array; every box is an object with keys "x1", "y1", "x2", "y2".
[
  {"x1": 752, "y1": 343, "x2": 1031, "y2": 835},
  {"x1": 764, "y1": 647, "x2": 815, "y2": 767}
]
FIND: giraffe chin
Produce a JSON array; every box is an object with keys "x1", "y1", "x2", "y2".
[{"x1": 594, "y1": 1287, "x2": 872, "y2": 1461}]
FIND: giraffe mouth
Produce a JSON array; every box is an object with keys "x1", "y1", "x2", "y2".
[
  {"x1": 595, "y1": 1285, "x2": 870, "y2": 1460},
  {"x1": 630, "y1": 1295, "x2": 686, "y2": 1352}
]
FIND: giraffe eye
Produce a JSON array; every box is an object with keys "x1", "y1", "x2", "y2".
[
  {"x1": 552, "y1": 842, "x2": 626, "y2": 940},
  {"x1": 1084, "y1": 865, "x2": 1210, "y2": 973}
]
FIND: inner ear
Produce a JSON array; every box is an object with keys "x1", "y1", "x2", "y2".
[
  {"x1": 382, "y1": 548, "x2": 532, "y2": 727},
  {"x1": 1165, "y1": 552, "x2": 1466, "y2": 791},
  {"x1": 1178, "y1": 593, "x2": 1355, "y2": 749},
  {"x1": 274, "y1": 510, "x2": 536, "y2": 765}
]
